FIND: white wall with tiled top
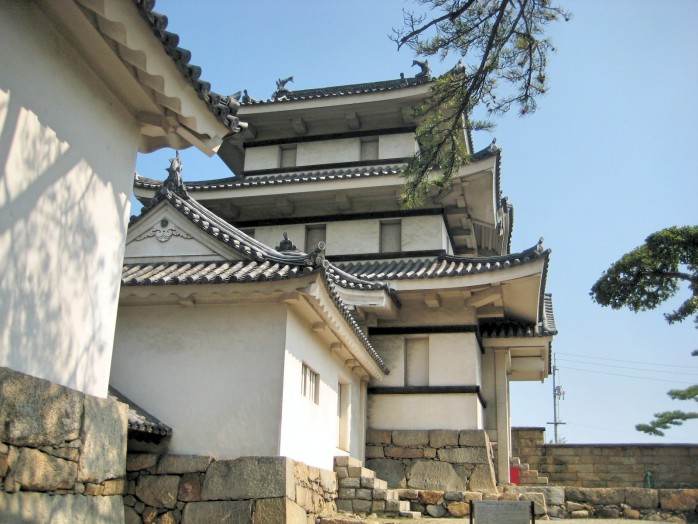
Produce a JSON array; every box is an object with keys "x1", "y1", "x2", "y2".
[
  {"x1": 112, "y1": 303, "x2": 287, "y2": 459},
  {"x1": 280, "y1": 308, "x2": 366, "y2": 470},
  {"x1": 0, "y1": 2, "x2": 138, "y2": 398}
]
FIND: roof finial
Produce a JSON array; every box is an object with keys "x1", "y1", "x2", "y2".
[
  {"x1": 241, "y1": 89, "x2": 258, "y2": 104},
  {"x1": 272, "y1": 76, "x2": 294, "y2": 101},
  {"x1": 276, "y1": 232, "x2": 298, "y2": 252},
  {"x1": 164, "y1": 151, "x2": 188, "y2": 198},
  {"x1": 536, "y1": 237, "x2": 545, "y2": 253},
  {"x1": 412, "y1": 59, "x2": 431, "y2": 79}
]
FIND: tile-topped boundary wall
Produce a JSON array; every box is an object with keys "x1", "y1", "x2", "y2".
[
  {"x1": 124, "y1": 453, "x2": 337, "y2": 523},
  {"x1": 364, "y1": 428, "x2": 497, "y2": 493},
  {"x1": 513, "y1": 427, "x2": 698, "y2": 489},
  {"x1": 0, "y1": 367, "x2": 127, "y2": 523}
]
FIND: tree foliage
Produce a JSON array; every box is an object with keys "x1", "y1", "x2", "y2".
[
  {"x1": 635, "y1": 350, "x2": 698, "y2": 436},
  {"x1": 392, "y1": 0, "x2": 570, "y2": 207},
  {"x1": 590, "y1": 226, "x2": 698, "y2": 436},
  {"x1": 590, "y1": 226, "x2": 698, "y2": 324}
]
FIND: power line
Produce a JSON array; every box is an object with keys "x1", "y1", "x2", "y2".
[
  {"x1": 556, "y1": 357, "x2": 698, "y2": 377},
  {"x1": 561, "y1": 366, "x2": 695, "y2": 385},
  {"x1": 556, "y1": 352, "x2": 698, "y2": 369}
]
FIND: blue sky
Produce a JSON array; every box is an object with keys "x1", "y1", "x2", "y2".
[{"x1": 136, "y1": 1, "x2": 698, "y2": 444}]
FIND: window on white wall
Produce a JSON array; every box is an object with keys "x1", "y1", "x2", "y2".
[
  {"x1": 360, "y1": 137, "x2": 379, "y2": 161},
  {"x1": 380, "y1": 220, "x2": 401, "y2": 253},
  {"x1": 405, "y1": 337, "x2": 429, "y2": 386},
  {"x1": 337, "y1": 383, "x2": 350, "y2": 451},
  {"x1": 279, "y1": 145, "x2": 297, "y2": 168},
  {"x1": 302, "y1": 363, "x2": 319, "y2": 404},
  {"x1": 305, "y1": 224, "x2": 326, "y2": 252}
]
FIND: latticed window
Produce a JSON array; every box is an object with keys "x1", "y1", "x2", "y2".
[{"x1": 302, "y1": 363, "x2": 319, "y2": 404}]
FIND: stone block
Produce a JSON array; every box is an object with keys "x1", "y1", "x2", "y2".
[
  {"x1": 356, "y1": 488, "x2": 372, "y2": 500},
  {"x1": 338, "y1": 477, "x2": 360, "y2": 488},
  {"x1": 372, "y1": 487, "x2": 388, "y2": 500},
  {"x1": 463, "y1": 491, "x2": 483, "y2": 501},
  {"x1": 418, "y1": 490, "x2": 444, "y2": 504},
  {"x1": 426, "y1": 503, "x2": 447, "y2": 517},
  {"x1": 392, "y1": 430, "x2": 429, "y2": 447},
  {"x1": 407, "y1": 460, "x2": 466, "y2": 491},
  {"x1": 565, "y1": 487, "x2": 625, "y2": 505},
  {"x1": 102, "y1": 478, "x2": 127, "y2": 495},
  {"x1": 468, "y1": 463, "x2": 497, "y2": 492},
  {"x1": 396, "y1": 488, "x2": 418, "y2": 499},
  {"x1": 437, "y1": 447, "x2": 489, "y2": 464},
  {"x1": 153, "y1": 511, "x2": 177, "y2": 524},
  {"x1": 444, "y1": 491, "x2": 464, "y2": 501},
  {"x1": 624, "y1": 508, "x2": 641, "y2": 519},
  {"x1": 625, "y1": 488, "x2": 658, "y2": 508},
  {"x1": 372, "y1": 499, "x2": 386, "y2": 512},
  {"x1": 157, "y1": 455, "x2": 212, "y2": 474},
  {"x1": 659, "y1": 489, "x2": 698, "y2": 511},
  {"x1": 338, "y1": 488, "x2": 355, "y2": 499},
  {"x1": 570, "y1": 509, "x2": 590, "y2": 518},
  {"x1": 360, "y1": 475, "x2": 375, "y2": 488},
  {"x1": 127, "y1": 453, "x2": 158, "y2": 472},
  {"x1": 182, "y1": 500, "x2": 254, "y2": 523},
  {"x1": 202, "y1": 457, "x2": 294, "y2": 501},
  {"x1": 253, "y1": 497, "x2": 306, "y2": 524},
  {"x1": 519, "y1": 492, "x2": 546, "y2": 515},
  {"x1": 0, "y1": 492, "x2": 124, "y2": 523},
  {"x1": 352, "y1": 498, "x2": 372, "y2": 514},
  {"x1": 125, "y1": 505, "x2": 141, "y2": 524},
  {"x1": 447, "y1": 501, "x2": 470, "y2": 517},
  {"x1": 77, "y1": 395, "x2": 128, "y2": 483},
  {"x1": 320, "y1": 468, "x2": 337, "y2": 493},
  {"x1": 384, "y1": 446, "x2": 423, "y2": 459},
  {"x1": 0, "y1": 367, "x2": 83, "y2": 448},
  {"x1": 424, "y1": 447, "x2": 437, "y2": 459},
  {"x1": 515, "y1": 486, "x2": 565, "y2": 506},
  {"x1": 136, "y1": 475, "x2": 180, "y2": 509},
  {"x1": 335, "y1": 498, "x2": 353, "y2": 513},
  {"x1": 365, "y1": 445, "x2": 384, "y2": 459},
  {"x1": 347, "y1": 466, "x2": 371, "y2": 478},
  {"x1": 458, "y1": 430, "x2": 488, "y2": 447},
  {"x1": 429, "y1": 430, "x2": 459, "y2": 448},
  {"x1": 365, "y1": 459, "x2": 406, "y2": 489},
  {"x1": 12, "y1": 447, "x2": 77, "y2": 491},
  {"x1": 334, "y1": 456, "x2": 362, "y2": 468},
  {"x1": 366, "y1": 428, "x2": 392, "y2": 445},
  {"x1": 596, "y1": 506, "x2": 621, "y2": 518},
  {"x1": 179, "y1": 472, "x2": 202, "y2": 502}
]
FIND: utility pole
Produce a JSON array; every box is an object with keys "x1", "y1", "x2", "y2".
[{"x1": 547, "y1": 354, "x2": 565, "y2": 443}]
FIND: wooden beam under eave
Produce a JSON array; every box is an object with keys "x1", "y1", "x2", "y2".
[
  {"x1": 345, "y1": 112, "x2": 361, "y2": 130},
  {"x1": 464, "y1": 286, "x2": 500, "y2": 308},
  {"x1": 292, "y1": 118, "x2": 307, "y2": 135},
  {"x1": 424, "y1": 291, "x2": 441, "y2": 309}
]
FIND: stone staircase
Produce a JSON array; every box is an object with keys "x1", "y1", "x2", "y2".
[
  {"x1": 334, "y1": 456, "x2": 421, "y2": 519},
  {"x1": 511, "y1": 456, "x2": 548, "y2": 486}
]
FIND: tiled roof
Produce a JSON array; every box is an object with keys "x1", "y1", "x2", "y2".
[
  {"x1": 480, "y1": 294, "x2": 557, "y2": 338},
  {"x1": 321, "y1": 275, "x2": 389, "y2": 375},
  {"x1": 108, "y1": 387, "x2": 172, "y2": 438},
  {"x1": 126, "y1": 181, "x2": 392, "y2": 374},
  {"x1": 122, "y1": 260, "x2": 314, "y2": 286},
  {"x1": 335, "y1": 243, "x2": 549, "y2": 282},
  {"x1": 132, "y1": 0, "x2": 241, "y2": 132},
  {"x1": 134, "y1": 164, "x2": 404, "y2": 192},
  {"x1": 242, "y1": 76, "x2": 432, "y2": 106}
]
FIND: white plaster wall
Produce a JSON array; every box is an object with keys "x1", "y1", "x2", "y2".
[
  {"x1": 402, "y1": 215, "x2": 448, "y2": 252},
  {"x1": 326, "y1": 220, "x2": 380, "y2": 256},
  {"x1": 244, "y1": 145, "x2": 278, "y2": 171},
  {"x1": 481, "y1": 349, "x2": 497, "y2": 432},
  {"x1": 369, "y1": 337, "x2": 405, "y2": 387},
  {"x1": 111, "y1": 303, "x2": 287, "y2": 458},
  {"x1": 379, "y1": 133, "x2": 417, "y2": 159},
  {"x1": 368, "y1": 394, "x2": 482, "y2": 430},
  {"x1": 280, "y1": 309, "x2": 365, "y2": 470},
  {"x1": 0, "y1": 2, "x2": 138, "y2": 397},
  {"x1": 428, "y1": 333, "x2": 481, "y2": 386},
  {"x1": 298, "y1": 139, "x2": 359, "y2": 166}
]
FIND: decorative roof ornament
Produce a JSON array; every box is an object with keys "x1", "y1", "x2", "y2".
[
  {"x1": 412, "y1": 59, "x2": 431, "y2": 79},
  {"x1": 276, "y1": 232, "x2": 298, "y2": 252},
  {"x1": 272, "y1": 76, "x2": 294, "y2": 101},
  {"x1": 487, "y1": 137, "x2": 501, "y2": 153},
  {"x1": 163, "y1": 151, "x2": 188, "y2": 199},
  {"x1": 535, "y1": 237, "x2": 545, "y2": 254},
  {"x1": 450, "y1": 58, "x2": 466, "y2": 75},
  {"x1": 240, "y1": 89, "x2": 258, "y2": 104}
]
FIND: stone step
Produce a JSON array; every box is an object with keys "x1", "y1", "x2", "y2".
[
  {"x1": 399, "y1": 510, "x2": 422, "y2": 519},
  {"x1": 520, "y1": 469, "x2": 539, "y2": 478},
  {"x1": 520, "y1": 476, "x2": 549, "y2": 485},
  {"x1": 399, "y1": 500, "x2": 411, "y2": 511}
]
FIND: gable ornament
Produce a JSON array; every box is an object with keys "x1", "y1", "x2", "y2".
[{"x1": 135, "y1": 218, "x2": 193, "y2": 243}]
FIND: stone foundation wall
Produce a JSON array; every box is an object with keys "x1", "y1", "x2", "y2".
[
  {"x1": 0, "y1": 367, "x2": 128, "y2": 523},
  {"x1": 508, "y1": 485, "x2": 698, "y2": 522},
  {"x1": 125, "y1": 453, "x2": 337, "y2": 523},
  {"x1": 513, "y1": 428, "x2": 698, "y2": 488},
  {"x1": 364, "y1": 429, "x2": 497, "y2": 493}
]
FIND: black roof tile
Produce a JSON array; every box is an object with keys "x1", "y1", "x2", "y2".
[{"x1": 108, "y1": 387, "x2": 172, "y2": 438}]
